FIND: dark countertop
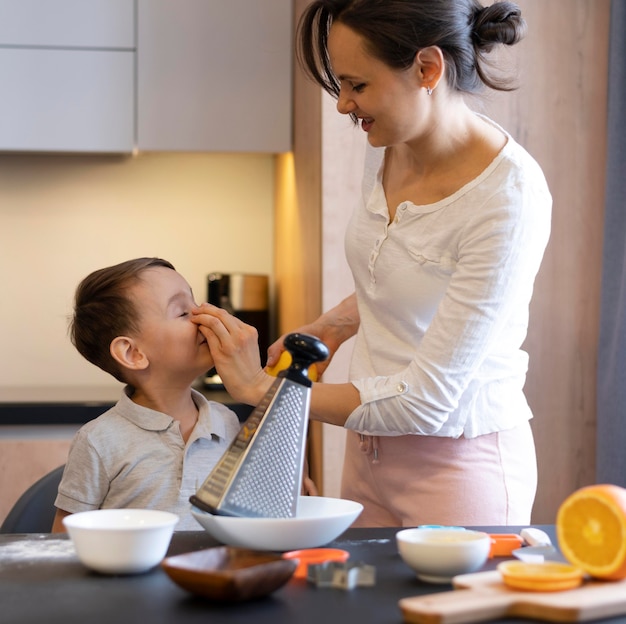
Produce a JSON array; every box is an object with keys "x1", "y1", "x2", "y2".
[
  {"x1": 5, "y1": 526, "x2": 610, "y2": 624},
  {"x1": 0, "y1": 384, "x2": 253, "y2": 425}
]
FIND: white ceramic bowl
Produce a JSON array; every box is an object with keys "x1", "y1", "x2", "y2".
[
  {"x1": 191, "y1": 496, "x2": 363, "y2": 551},
  {"x1": 396, "y1": 528, "x2": 491, "y2": 583},
  {"x1": 63, "y1": 509, "x2": 179, "y2": 575}
]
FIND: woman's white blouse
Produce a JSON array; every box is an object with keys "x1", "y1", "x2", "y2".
[{"x1": 344, "y1": 119, "x2": 552, "y2": 438}]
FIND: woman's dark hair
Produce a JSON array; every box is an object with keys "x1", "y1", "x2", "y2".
[
  {"x1": 297, "y1": 0, "x2": 526, "y2": 100},
  {"x1": 70, "y1": 257, "x2": 175, "y2": 383}
]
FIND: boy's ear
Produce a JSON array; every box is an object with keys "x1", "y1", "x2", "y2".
[{"x1": 110, "y1": 336, "x2": 149, "y2": 371}]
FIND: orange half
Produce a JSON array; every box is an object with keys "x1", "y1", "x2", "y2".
[{"x1": 556, "y1": 484, "x2": 626, "y2": 580}]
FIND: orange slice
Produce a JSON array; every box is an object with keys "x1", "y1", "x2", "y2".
[
  {"x1": 497, "y1": 561, "x2": 584, "y2": 592},
  {"x1": 556, "y1": 484, "x2": 626, "y2": 580},
  {"x1": 266, "y1": 350, "x2": 318, "y2": 381}
]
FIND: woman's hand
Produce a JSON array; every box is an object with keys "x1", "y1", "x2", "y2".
[
  {"x1": 266, "y1": 293, "x2": 360, "y2": 376},
  {"x1": 266, "y1": 321, "x2": 335, "y2": 377},
  {"x1": 192, "y1": 303, "x2": 274, "y2": 406}
]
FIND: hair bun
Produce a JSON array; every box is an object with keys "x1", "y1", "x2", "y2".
[{"x1": 471, "y1": 2, "x2": 527, "y2": 49}]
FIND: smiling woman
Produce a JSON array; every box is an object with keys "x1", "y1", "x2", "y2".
[{"x1": 203, "y1": 0, "x2": 552, "y2": 530}]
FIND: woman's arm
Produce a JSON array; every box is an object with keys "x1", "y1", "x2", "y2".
[
  {"x1": 308, "y1": 381, "x2": 362, "y2": 426},
  {"x1": 266, "y1": 293, "x2": 360, "y2": 374},
  {"x1": 192, "y1": 297, "x2": 362, "y2": 423}
]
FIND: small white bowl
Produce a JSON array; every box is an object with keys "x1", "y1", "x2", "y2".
[
  {"x1": 191, "y1": 496, "x2": 363, "y2": 551},
  {"x1": 63, "y1": 509, "x2": 179, "y2": 575},
  {"x1": 396, "y1": 527, "x2": 491, "y2": 583}
]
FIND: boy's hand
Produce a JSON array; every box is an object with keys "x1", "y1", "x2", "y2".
[
  {"x1": 191, "y1": 304, "x2": 273, "y2": 406},
  {"x1": 301, "y1": 474, "x2": 319, "y2": 496},
  {"x1": 301, "y1": 456, "x2": 318, "y2": 496}
]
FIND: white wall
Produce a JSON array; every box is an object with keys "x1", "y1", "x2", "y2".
[
  {"x1": 0, "y1": 152, "x2": 275, "y2": 389},
  {"x1": 320, "y1": 92, "x2": 368, "y2": 497}
]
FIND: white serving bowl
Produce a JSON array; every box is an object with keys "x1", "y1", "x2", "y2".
[
  {"x1": 191, "y1": 496, "x2": 363, "y2": 551},
  {"x1": 396, "y1": 527, "x2": 491, "y2": 583},
  {"x1": 63, "y1": 509, "x2": 179, "y2": 575}
]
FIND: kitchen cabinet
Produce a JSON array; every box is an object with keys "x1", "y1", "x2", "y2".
[
  {"x1": 0, "y1": 426, "x2": 76, "y2": 528},
  {"x1": 0, "y1": 0, "x2": 292, "y2": 154},
  {"x1": 0, "y1": 0, "x2": 135, "y2": 153},
  {"x1": 137, "y1": 0, "x2": 292, "y2": 153},
  {"x1": 0, "y1": 0, "x2": 133, "y2": 47}
]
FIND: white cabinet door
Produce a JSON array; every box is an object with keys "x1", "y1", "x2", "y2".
[
  {"x1": 0, "y1": 0, "x2": 134, "y2": 153},
  {"x1": 137, "y1": 0, "x2": 292, "y2": 153},
  {"x1": 0, "y1": 48, "x2": 134, "y2": 153},
  {"x1": 0, "y1": 0, "x2": 134, "y2": 48}
]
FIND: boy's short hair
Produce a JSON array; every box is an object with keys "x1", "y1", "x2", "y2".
[{"x1": 70, "y1": 257, "x2": 175, "y2": 382}]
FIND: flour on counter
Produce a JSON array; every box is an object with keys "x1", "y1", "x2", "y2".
[
  {"x1": 339, "y1": 539, "x2": 391, "y2": 546},
  {"x1": 0, "y1": 539, "x2": 78, "y2": 568}
]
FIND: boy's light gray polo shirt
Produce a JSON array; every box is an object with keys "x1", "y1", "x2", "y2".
[{"x1": 55, "y1": 388, "x2": 241, "y2": 530}]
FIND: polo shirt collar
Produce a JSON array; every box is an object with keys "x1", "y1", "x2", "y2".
[{"x1": 117, "y1": 386, "x2": 229, "y2": 441}]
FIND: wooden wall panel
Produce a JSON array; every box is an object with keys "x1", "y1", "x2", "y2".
[
  {"x1": 482, "y1": 0, "x2": 609, "y2": 522},
  {"x1": 0, "y1": 437, "x2": 71, "y2": 526}
]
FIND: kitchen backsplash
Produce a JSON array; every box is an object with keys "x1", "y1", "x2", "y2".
[{"x1": 0, "y1": 152, "x2": 275, "y2": 388}]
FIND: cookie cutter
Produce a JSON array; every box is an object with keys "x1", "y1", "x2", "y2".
[{"x1": 306, "y1": 561, "x2": 376, "y2": 590}]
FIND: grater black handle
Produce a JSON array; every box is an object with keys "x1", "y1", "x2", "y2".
[{"x1": 280, "y1": 333, "x2": 329, "y2": 387}]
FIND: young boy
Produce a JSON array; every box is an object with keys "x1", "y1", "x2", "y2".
[{"x1": 51, "y1": 258, "x2": 242, "y2": 531}]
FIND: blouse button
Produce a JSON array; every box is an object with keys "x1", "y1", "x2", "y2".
[{"x1": 396, "y1": 382, "x2": 408, "y2": 394}]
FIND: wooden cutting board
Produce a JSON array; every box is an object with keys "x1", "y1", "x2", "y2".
[{"x1": 399, "y1": 570, "x2": 626, "y2": 624}]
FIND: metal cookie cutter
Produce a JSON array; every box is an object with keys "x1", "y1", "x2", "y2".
[
  {"x1": 512, "y1": 527, "x2": 560, "y2": 563},
  {"x1": 307, "y1": 561, "x2": 376, "y2": 590}
]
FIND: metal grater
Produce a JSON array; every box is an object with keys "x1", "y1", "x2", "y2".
[{"x1": 190, "y1": 333, "x2": 329, "y2": 518}]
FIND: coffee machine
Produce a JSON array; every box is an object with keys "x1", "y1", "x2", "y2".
[{"x1": 204, "y1": 272, "x2": 271, "y2": 387}]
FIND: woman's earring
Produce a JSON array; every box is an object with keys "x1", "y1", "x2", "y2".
[{"x1": 426, "y1": 85, "x2": 433, "y2": 96}]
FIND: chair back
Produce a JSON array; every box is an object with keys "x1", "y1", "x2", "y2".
[{"x1": 0, "y1": 465, "x2": 65, "y2": 533}]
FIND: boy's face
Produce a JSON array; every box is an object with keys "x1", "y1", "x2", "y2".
[{"x1": 128, "y1": 266, "x2": 214, "y2": 381}]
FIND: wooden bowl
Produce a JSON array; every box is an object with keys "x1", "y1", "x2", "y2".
[{"x1": 161, "y1": 546, "x2": 297, "y2": 601}]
